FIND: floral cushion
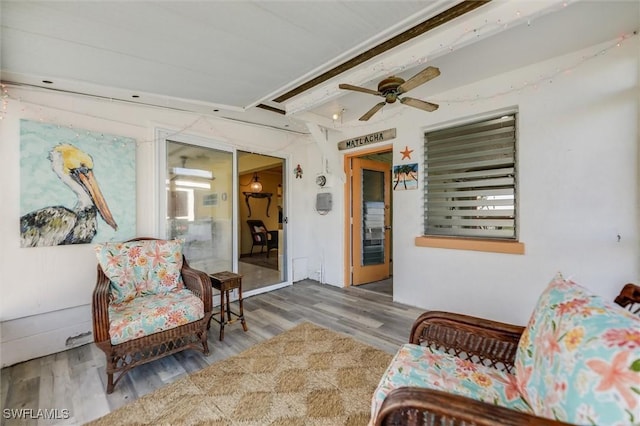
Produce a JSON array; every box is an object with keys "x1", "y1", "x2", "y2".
[
  {"x1": 253, "y1": 226, "x2": 267, "y2": 242},
  {"x1": 95, "y1": 239, "x2": 185, "y2": 303},
  {"x1": 107, "y1": 289, "x2": 204, "y2": 345},
  {"x1": 370, "y1": 344, "x2": 532, "y2": 422},
  {"x1": 515, "y1": 273, "x2": 640, "y2": 425}
]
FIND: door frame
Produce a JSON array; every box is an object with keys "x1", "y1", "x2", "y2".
[
  {"x1": 236, "y1": 150, "x2": 291, "y2": 298},
  {"x1": 155, "y1": 128, "x2": 293, "y2": 298},
  {"x1": 343, "y1": 144, "x2": 393, "y2": 287}
]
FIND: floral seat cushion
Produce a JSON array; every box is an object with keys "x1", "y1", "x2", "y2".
[
  {"x1": 515, "y1": 273, "x2": 640, "y2": 425},
  {"x1": 108, "y1": 289, "x2": 204, "y2": 345},
  {"x1": 370, "y1": 343, "x2": 533, "y2": 421},
  {"x1": 95, "y1": 239, "x2": 185, "y2": 303}
]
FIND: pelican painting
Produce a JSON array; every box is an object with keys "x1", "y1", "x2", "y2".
[{"x1": 21, "y1": 143, "x2": 118, "y2": 247}]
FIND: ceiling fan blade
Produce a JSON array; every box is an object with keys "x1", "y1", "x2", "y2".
[
  {"x1": 399, "y1": 97, "x2": 439, "y2": 112},
  {"x1": 359, "y1": 102, "x2": 386, "y2": 121},
  {"x1": 397, "y1": 66, "x2": 440, "y2": 94},
  {"x1": 338, "y1": 83, "x2": 381, "y2": 97}
]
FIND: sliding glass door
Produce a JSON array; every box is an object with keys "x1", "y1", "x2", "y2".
[
  {"x1": 166, "y1": 140, "x2": 233, "y2": 273},
  {"x1": 160, "y1": 134, "x2": 289, "y2": 295},
  {"x1": 237, "y1": 151, "x2": 286, "y2": 292}
]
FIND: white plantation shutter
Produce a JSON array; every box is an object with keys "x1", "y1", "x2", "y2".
[{"x1": 424, "y1": 114, "x2": 517, "y2": 239}]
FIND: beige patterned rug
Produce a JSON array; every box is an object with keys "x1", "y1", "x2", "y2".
[{"x1": 88, "y1": 322, "x2": 393, "y2": 425}]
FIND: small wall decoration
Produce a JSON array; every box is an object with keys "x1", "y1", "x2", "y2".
[
  {"x1": 20, "y1": 119, "x2": 136, "y2": 247},
  {"x1": 400, "y1": 146, "x2": 414, "y2": 160},
  {"x1": 203, "y1": 193, "x2": 218, "y2": 206},
  {"x1": 393, "y1": 163, "x2": 419, "y2": 191},
  {"x1": 294, "y1": 164, "x2": 303, "y2": 179}
]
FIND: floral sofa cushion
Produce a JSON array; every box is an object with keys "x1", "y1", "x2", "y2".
[
  {"x1": 370, "y1": 343, "x2": 532, "y2": 422},
  {"x1": 515, "y1": 273, "x2": 640, "y2": 425},
  {"x1": 108, "y1": 289, "x2": 204, "y2": 345},
  {"x1": 95, "y1": 239, "x2": 185, "y2": 303}
]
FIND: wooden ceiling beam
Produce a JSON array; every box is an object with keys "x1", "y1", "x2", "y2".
[{"x1": 271, "y1": 1, "x2": 491, "y2": 105}]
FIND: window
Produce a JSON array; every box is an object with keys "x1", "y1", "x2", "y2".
[{"x1": 424, "y1": 114, "x2": 517, "y2": 240}]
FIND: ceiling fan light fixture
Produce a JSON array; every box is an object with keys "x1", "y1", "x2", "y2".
[
  {"x1": 339, "y1": 66, "x2": 441, "y2": 121},
  {"x1": 332, "y1": 108, "x2": 345, "y2": 122}
]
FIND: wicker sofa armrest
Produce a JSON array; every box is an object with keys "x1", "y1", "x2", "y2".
[
  {"x1": 375, "y1": 387, "x2": 568, "y2": 426},
  {"x1": 410, "y1": 311, "x2": 524, "y2": 373},
  {"x1": 181, "y1": 259, "x2": 213, "y2": 314},
  {"x1": 92, "y1": 265, "x2": 112, "y2": 344}
]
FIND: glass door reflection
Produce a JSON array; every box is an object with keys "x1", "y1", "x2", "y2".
[{"x1": 166, "y1": 141, "x2": 233, "y2": 274}]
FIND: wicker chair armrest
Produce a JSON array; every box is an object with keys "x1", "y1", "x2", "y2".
[
  {"x1": 410, "y1": 311, "x2": 524, "y2": 373},
  {"x1": 92, "y1": 265, "x2": 112, "y2": 344},
  {"x1": 181, "y1": 261, "x2": 213, "y2": 314},
  {"x1": 375, "y1": 387, "x2": 568, "y2": 426},
  {"x1": 614, "y1": 283, "x2": 640, "y2": 315}
]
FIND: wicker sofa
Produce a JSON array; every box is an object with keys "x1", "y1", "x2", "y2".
[
  {"x1": 92, "y1": 237, "x2": 213, "y2": 393},
  {"x1": 371, "y1": 275, "x2": 640, "y2": 425}
]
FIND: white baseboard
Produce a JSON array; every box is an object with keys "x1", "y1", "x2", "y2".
[{"x1": 1, "y1": 304, "x2": 93, "y2": 368}]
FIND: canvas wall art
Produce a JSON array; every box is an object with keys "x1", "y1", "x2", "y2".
[
  {"x1": 20, "y1": 119, "x2": 136, "y2": 247},
  {"x1": 393, "y1": 163, "x2": 419, "y2": 190}
]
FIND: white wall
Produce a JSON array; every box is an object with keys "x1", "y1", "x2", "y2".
[
  {"x1": 0, "y1": 89, "x2": 320, "y2": 366},
  {"x1": 320, "y1": 37, "x2": 639, "y2": 325}
]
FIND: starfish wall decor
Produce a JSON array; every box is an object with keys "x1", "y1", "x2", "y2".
[{"x1": 400, "y1": 146, "x2": 414, "y2": 160}]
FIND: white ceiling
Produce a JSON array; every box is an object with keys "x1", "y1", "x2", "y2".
[{"x1": 1, "y1": 1, "x2": 638, "y2": 134}]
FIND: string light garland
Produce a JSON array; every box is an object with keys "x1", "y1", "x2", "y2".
[
  {"x1": 285, "y1": 0, "x2": 634, "y2": 116},
  {"x1": 287, "y1": 1, "x2": 582, "y2": 115},
  {"x1": 432, "y1": 30, "x2": 638, "y2": 105},
  {"x1": 0, "y1": 84, "x2": 9, "y2": 120},
  {"x1": 0, "y1": 86, "x2": 306, "y2": 154},
  {"x1": 328, "y1": 29, "x2": 638, "y2": 130},
  {"x1": 0, "y1": 11, "x2": 636, "y2": 135}
]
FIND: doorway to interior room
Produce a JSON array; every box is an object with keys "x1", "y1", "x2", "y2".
[
  {"x1": 162, "y1": 137, "x2": 288, "y2": 296},
  {"x1": 345, "y1": 147, "x2": 393, "y2": 296},
  {"x1": 237, "y1": 151, "x2": 286, "y2": 293}
]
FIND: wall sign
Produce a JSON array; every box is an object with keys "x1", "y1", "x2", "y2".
[{"x1": 337, "y1": 128, "x2": 396, "y2": 151}]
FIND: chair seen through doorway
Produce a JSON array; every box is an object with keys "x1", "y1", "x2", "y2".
[{"x1": 247, "y1": 219, "x2": 278, "y2": 257}]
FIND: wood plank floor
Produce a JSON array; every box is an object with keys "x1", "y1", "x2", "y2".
[{"x1": 1, "y1": 279, "x2": 424, "y2": 425}]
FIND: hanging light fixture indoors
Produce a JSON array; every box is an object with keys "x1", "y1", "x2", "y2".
[{"x1": 249, "y1": 172, "x2": 263, "y2": 192}]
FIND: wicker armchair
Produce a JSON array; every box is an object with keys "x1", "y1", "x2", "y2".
[
  {"x1": 373, "y1": 282, "x2": 640, "y2": 426},
  {"x1": 247, "y1": 219, "x2": 278, "y2": 257},
  {"x1": 614, "y1": 282, "x2": 640, "y2": 315},
  {"x1": 92, "y1": 238, "x2": 213, "y2": 393}
]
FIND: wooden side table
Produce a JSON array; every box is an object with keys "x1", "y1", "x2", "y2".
[{"x1": 208, "y1": 271, "x2": 248, "y2": 341}]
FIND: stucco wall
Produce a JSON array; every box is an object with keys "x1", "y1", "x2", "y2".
[
  {"x1": 321, "y1": 37, "x2": 639, "y2": 325},
  {"x1": 0, "y1": 89, "x2": 320, "y2": 366},
  {"x1": 1, "y1": 36, "x2": 637, "y2": 366}
]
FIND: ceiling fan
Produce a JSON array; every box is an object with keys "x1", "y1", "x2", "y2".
[{"x1": 339, "y1": 66, "x2": 441, "y2": 121}]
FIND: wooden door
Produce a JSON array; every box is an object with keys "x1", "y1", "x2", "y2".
[{"x1": 351, "y1": 158, "x2": 391, "y2": 285}]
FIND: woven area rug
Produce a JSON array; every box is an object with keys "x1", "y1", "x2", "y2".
[{"x1": 88, "y1": 322, "x2": 392, "y2": 425}]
